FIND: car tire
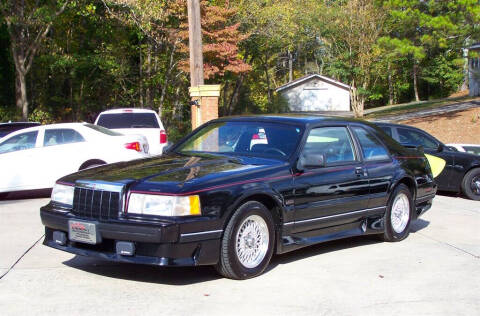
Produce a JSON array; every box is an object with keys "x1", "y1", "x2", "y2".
[
  {"x1": 382, "y1": 184, "x2": 413, "y2": 242},
  {"x1": 461, "y1": 168, "x2": 480, "y2": 201},
  {"x1": 215, "y1": 201, "x2": 275, "y2": 280}
]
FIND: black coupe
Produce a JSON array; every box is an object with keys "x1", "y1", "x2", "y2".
[
  {"x1": 376, "y1": 122, "x2": 480, "y2": 200},
  {"x1": 41, "y1": 116, "x2": 436, "y2": 279}
]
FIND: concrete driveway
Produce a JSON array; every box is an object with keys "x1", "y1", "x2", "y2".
[{"x1": 0, "y1": 195, "x2": 478, "y2": 315}]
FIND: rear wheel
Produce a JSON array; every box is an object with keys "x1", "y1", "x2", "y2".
[
  {"x1": 215, "y1": 201, "x2": 275, "y2": 280},
  {"x1": 382, "y1": 184, "x2": 413, "y2": 242},
  {"x1": 461, "y1": 168, "x2": 480, "y2": 201}
]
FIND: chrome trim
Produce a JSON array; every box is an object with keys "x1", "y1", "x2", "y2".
[
  {"x1": 75, "y1": 180, "x2": 125, "y2": 193},
  {"x1": 75, "y1": 180, "x2": 126, "y2": 214},
  {"x1": 283, "y1": 206, "x2": 387, "y2": 226},
  {"x1": 180, "y1": 229, "x2": 223, "y2": 237}
]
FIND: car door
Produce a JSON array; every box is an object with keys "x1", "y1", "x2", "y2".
[
  {"x1": 0, "y1": 130, "x2": 42, "y2": 191},
  {"x1": 292, "y1": 126, "x2": 370, "y2": 233},
  {"x1": 350, "y1": 125, "x2": 394, "y2": 209},
  {"x1": 37, "y1": 128, "x2": 88, "y2": 187},
  {"x1": 395, "y1": 127, "x2": 454, "y2": 190}
]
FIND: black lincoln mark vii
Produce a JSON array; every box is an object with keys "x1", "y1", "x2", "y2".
[{"x1": 41, "y1": 115, "x2": 436, "y2": 279}]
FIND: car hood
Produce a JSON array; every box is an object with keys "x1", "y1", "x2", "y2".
[{"x1": 58, "y1": 153, "x2": 288, "y2": 194}]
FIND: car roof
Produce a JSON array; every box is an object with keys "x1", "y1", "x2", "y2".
[
  {"x1": 1, "y1": 123, "x2": 91, "y2": 138},
  {"x1": 374, "y1": 122, "x2": 408, "y2": 127},
  {"x1": 212, "y1": 114, "x2": 366, "y2": 126},
  {"x1": 446, "y1": 143, "x2": 480, "y2": 147},
  {"x1": 0, "y1": 122, "x2": 40, "y2": 126},
  {"x1": 98, "y1": 108, "x2": 157, "y2": 114}
]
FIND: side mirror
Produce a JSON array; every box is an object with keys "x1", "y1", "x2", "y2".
[
  {"x1": 437, "y1": 143, "x2": 444, "y2": 152},
  {"x1": 297, "y1": 153, "x2": 326, "y2": 170},
  {"x1": 162, "y1": 141, "x2": 173, "y2": 155}
]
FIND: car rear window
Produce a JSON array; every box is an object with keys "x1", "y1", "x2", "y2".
[{"x1": 96, "y1": 113, "x2": 160, "y2": 129}]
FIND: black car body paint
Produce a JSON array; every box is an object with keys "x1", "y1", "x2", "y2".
[{"x1": 41, "y1": 115, "x2": 436, "y2": 269}]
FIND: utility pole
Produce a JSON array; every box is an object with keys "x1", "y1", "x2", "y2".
[
  {"x1": 187, "y1": 0, "x2": 219, "y2": 130},
  {"x1": 187, "y1": 0, "x2": 204, "y2": 87}
]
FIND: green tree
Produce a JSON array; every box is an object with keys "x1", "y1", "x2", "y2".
[{"x1": 1, "y1": 0, "x2": 70, "y2": 120}]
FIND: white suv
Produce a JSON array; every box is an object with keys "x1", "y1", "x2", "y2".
[{"x1": 95, "y1": 108, "x2": 167, "y2": 155}]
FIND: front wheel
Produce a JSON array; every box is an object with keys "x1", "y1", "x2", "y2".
[
  {"x1": 461, "y1": 168, "x2": 480, "y2": 201},
  {"x1": 382, "y1": 184, "x2": 413, "y2": 242},
  {"x1": 215, "y1": 201, "x2": 275, "y2": 280}
]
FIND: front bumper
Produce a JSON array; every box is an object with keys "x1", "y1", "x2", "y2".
[{"x1": 40, "y1": 207, "x2": 221, "y2": 266}]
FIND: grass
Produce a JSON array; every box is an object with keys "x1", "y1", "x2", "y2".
[{"x1": 364, "y1": 95, "x2": 476, "y2": 119}]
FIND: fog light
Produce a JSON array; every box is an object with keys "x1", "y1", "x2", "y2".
[
  {"x1": 116, "y1": 241, "x2": 135, "y2": 256},
  {"x1": 53, "y1": 231, "x2": 67, "y2": 246}
]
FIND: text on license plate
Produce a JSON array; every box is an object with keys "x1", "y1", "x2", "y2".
[{"x1": 68, "y1": 220, "x2": 98, "y2": 244}]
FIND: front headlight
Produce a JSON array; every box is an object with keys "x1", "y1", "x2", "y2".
[
  {"x1": 51, "y1": 183, "x2": 74, "y2": 207},
  {"x1": 127, "y1": 193, "x2": 201, "y2": 217}
]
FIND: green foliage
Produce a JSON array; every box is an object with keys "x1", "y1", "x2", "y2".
[
  {"x1": 28, "y1": 108, "x2": 55, "y2": 124},
  {"x1": 0, "y1": 0, "x2": 477, "y2": 126}
]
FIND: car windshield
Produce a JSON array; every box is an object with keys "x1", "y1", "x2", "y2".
[
  {"x1": 96, "y1": 113, "x2": 160, "y2": 129},
  {"x1": 84, "y1": 123, "x2": 123, "y2": 136},
  {"x1": 175, "y1": 121, "x2": 303, "y2": 160}
]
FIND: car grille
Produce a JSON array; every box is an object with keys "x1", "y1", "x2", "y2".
[{"x1": 72, "y1": 187, "x2": 121, "y2": 220}]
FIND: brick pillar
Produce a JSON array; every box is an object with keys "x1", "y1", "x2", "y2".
[{"x1": 189, "y1": 84, "x2": 221, "y2": 130}]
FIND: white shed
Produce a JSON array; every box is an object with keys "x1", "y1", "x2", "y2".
[{"x1": 276, "y1": 74, "x2": 351, "y2": 112}]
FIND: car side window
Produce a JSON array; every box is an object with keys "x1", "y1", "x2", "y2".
[
  {"x1": 352, "y1": 126, "x2": 389, "y2": 161},
  {"x1": 0, "y1": 131, "x2": 38, "y2": 154},
  {"x1": 44, "y1": 129, "x2": 85, "y2": 147},
  {"x1": 397, "y1": 128, "x2": 438, "y2": 149},
  {"x1": 303, "y1": 127, "x2": 355, "y2": 165}
]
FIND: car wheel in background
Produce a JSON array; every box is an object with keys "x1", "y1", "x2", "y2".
[
  {"x1": 382, "y1": 184, "x2": 413, "y2": 242},
  {"x1": 215, "y1": 201, "x2": 275, "y2": 280},
  {"x1": 461, "y1": 168, "x2": 480, "y2": 201}
]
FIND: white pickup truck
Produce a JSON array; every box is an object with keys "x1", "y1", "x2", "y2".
[{"x1": 94, "y1": 108, "x2": 168, "y2": 155}]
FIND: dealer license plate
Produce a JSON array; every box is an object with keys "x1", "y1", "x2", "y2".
[{"x1": 68, "y1": 220, "x2": 98, "y2": 244}]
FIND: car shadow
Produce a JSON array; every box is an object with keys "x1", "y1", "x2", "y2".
[
  {"x1": 410, "y1": 218, "x2": 430, "y2": 233},
  {"x1": 62, "y1": 256, "x2": 221, "y2": 285},
  {"x1": 267, "y1": 235, "x2": 380, "y2": 271},
  {"x1": 62, "y1": 219, "x2": 430, "y2": 284}
]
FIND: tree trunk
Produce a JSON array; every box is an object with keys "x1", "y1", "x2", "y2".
[
  {"x1": 139, "y1": 47, "x2": 144, "y2": 108},
  {"x1": 222, "y1": 81, "x2": 230, "y2": 116},
  {"x1": 5, "y1": 0, "x2": 68, "y2": 120},
  {"x1": 288, "y1": 50, "x2": 293, "y2": 82},
  {"x1": 388, "y1": 63, "x2": 394, "y2": 105},
  {"x1": 146, "y1": 44, "x2": 152, "y2": 108},
  {"x1": 77, "y1": 80, "x2": 84, "y2": 121},
  {"x1": 263, "y1": 56, "x2": 272, "y2": 104},
  {"x1": 350, "y1": 80, "x2": 365, "y2": 118},
  {"x1": 15, "y1": 69, "x2": 28, "y2": 120},
  {"x1": 172, "y1": 86, "x2": 182, "y2": 121},
  {"x1": 227, "y1": 74, "x2": 244, "y2": 115},
  {"x1": 413, "y1": 63, "x2": 420, "y2": 102},
  {"x1": 158, "y1": 42, "x2": 177, "y2": 117}
]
